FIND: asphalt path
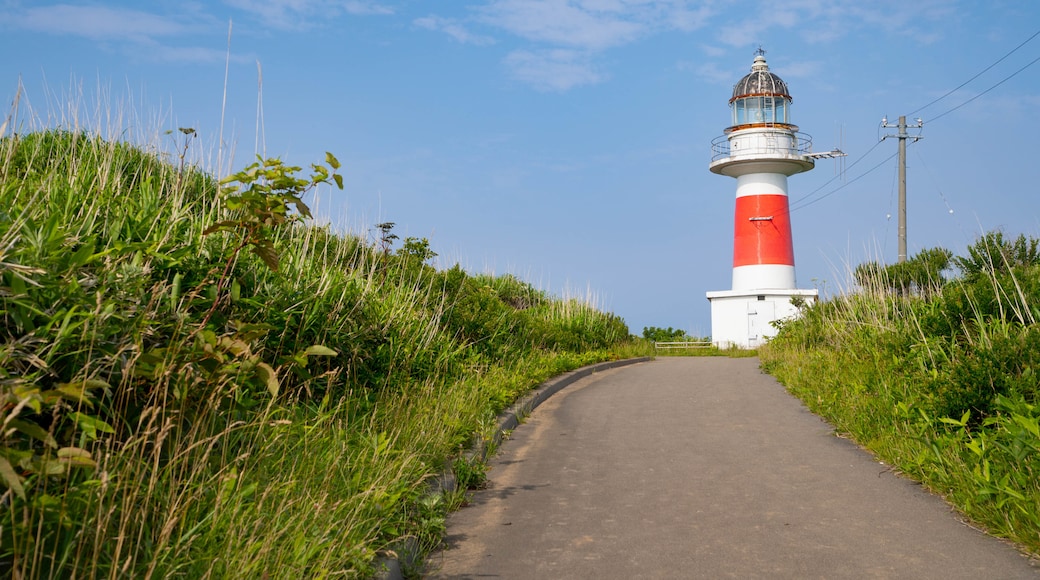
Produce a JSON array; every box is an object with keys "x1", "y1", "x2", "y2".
[{"x1": 425, "y1": 357, "x2": 1040, "y2": 579}]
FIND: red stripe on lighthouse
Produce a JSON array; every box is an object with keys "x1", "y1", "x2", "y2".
[{"x1": 733, "y1": 194, "x2": 794, "y2": 267}]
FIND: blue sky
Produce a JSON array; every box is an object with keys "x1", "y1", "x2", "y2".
[{"x1": 3, "y1": 1, "x2": 1039, "y2": 336}]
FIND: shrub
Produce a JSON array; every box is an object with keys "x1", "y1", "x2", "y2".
[{"x1": 642, "y1": 326, "x2": 689, "y2": 342}]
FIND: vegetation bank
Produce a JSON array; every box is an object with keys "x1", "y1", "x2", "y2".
[
  {"x1": 0, "y1": 128, "x2": 641, "y2": 578},
  {"x1": 762, "y1": 234, "x2": 1040, "y2": 556}
]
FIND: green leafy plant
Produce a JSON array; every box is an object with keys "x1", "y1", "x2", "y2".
[
  {"x1": 452, "y1": 456, "x2": 488, "y2": 490},
  {"x1": 199, "y1": 153, "x2": 342, "y2": 323},
  {"x1": 398, "y1": 236, "x2": 437, "y2": 265},
  {"x1": 203, "y1": 153, "x2": 342, "y2": 265}
]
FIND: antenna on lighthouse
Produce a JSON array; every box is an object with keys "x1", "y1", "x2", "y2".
[
  {"x1": 838, "y1": 123, "x2": 846, "y2": 183},
  {"x1": 805, "y1": 124, "x2": 848, "y2": 166}
]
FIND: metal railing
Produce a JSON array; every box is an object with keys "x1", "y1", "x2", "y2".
[
  {"x1": 711, "y1": 131, "x2": 813, "y2": 162},
  {"x1": 653, "y1": 341, "x2": 713, "y2": 350}
]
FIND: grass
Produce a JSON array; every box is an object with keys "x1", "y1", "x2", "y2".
[
  {"x1": 760, "y1": 240, "x2": 1040, "y2": 556},
  {"x1": 653, "y1": 345, "x2": 758, "y2": 357},
  {"x1": 0, "y1": 107, "x2": 638, "y2": 578}
]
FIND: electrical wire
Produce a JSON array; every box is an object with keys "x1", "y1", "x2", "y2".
[
  {"x1": 741, "y1": 27, "x2": 1040, "y2": 221},
  {"x1": 788, "y1": 138, "x2": 884, "y2": 208},
  {"x1": 789, "y1": 149, "x2": 898, "y2": 213},
  {"x1": 883, "y1": 154, "x2": 898, "y2": 256},
  {"x1": 909, "y1": 26, "x2": 1040, "y2": 117},
  {"x1": 912, "y1": 147, "x2": 955, "y2": 217},
  {"x1": 928, "y1": 53, "x2": 1040, "y2": 123},
  {"x1": 788, "y1": 27, "x2": 1040, "y2": 215}
]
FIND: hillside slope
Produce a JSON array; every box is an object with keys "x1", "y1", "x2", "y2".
[{"x1": 0, "y1": 130, "x2": 636, "y2": 578}]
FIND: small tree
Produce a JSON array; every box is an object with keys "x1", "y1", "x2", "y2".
[
  {"x1": 854, "y1": 246, "x2": 951, "y2": 296},
  {"x1": 201, "y1": 152, "x2": 342, "y2": 325},
  {"x1": 642, "y1": 326, "x2": 688, "y2": 342},
  {"x1": 375, "y1": 222, "x2": 398, "y2": 255},
  {"x1": 955, "y1": 231, "x2": 1040, "y2": 282},
  {"x1": 397, "y1": 237, "x2": 437, "y2": 265}
]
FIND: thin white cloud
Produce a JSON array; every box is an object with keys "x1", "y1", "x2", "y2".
[
  {"x1": 477, "y1": 0, "x2": 714, "y2": 47},
  {"x1": 150, "y1": 44, "x2": 252, "y2": 65},
  {"x1": 3, "y1": 4, "x2": 231, "y2": 64},
  {"x1": 714, "y1": 0, "x2": 958, "y2": 48},
  {"x1": 666, "y1": 2, "x2": 715, "y2": 32},
  {"x1": 683, "y1": 61, "x2": 731, "y2": 85},
  {"x1": 419, "y1": 0, "x2": 955, "y2": 93},
  {"x1": 3, "y1": 0, "x2": 396, "y2": 64},
  {"x1": 504, "y1": 49, "x2": 605, "y2": 92},
  {"x1": 459, "y1": 1, "x2": 717, "y2": 91},
  {"x1": 222, "y1": 0, "x2": 313, "y2": 29},
  {"x1": 13, "y1": 4, "x2": 184, "y2": 42},
  {"x1": 414, "y1": 16, "x2": 495, "y2": 46},
  {"x1": 223, "y1": 0, "x2": 393, "y2": 29},
  {"x1": 343, "y1": 1, "x2": 394, "y2": 15},
  {"x1": 700, "y1": 44, "x2": 727, "y2": 58},
  {"x1": 716, "y1": 14, "x2": 790, "y2": 49},
  {"x1": 696, "y1": 0, "x2": 958, "y2": 91},
  {"x1": 778, "y1": 60, "x2": 822, "y2": 80},
  {"x1": 479, "y1": 0, "x2": 645, "y2": 51},
  {"x1": 971, "y1": 91, "x2": 1040, "y2": 121},
  {"x1": 688, "y1": 55, "x2": 820, "y2": 90}
]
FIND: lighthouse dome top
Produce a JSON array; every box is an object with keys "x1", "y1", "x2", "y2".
[{"x1": 730, "y1": 53, "x2": 790, "y2": 102}]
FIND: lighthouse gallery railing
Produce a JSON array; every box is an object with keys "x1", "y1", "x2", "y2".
[{"x1": 711, "y1": 131, "x2": 813, "y2": 162}]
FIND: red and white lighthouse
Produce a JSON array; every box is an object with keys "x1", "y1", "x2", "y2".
[{"x1": 706, "y1": 50, "x2": 819, "y2": 348}]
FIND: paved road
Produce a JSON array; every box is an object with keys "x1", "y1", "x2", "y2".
[{"x1": 425, "y1": 357, "x2": 1040, "y2": 579}]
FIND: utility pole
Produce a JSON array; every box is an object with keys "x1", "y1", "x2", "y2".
[{"x1": 881, "y1": 115, "x2": 923, "y2": 263}]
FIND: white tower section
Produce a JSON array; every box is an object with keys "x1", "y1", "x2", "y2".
[{"x1": 705, "y1": 51, "x2": 818, "y2": 349}]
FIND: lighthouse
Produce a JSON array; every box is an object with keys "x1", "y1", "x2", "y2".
[{"x1": 706, "y1": 49, "x2": 820, "y2": 348}]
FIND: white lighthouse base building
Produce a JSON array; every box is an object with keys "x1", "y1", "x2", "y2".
[{"x1": 706, "y1": 289, "x2": 817, "y2": 349}]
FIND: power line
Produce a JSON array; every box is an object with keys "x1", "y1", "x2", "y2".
[
  {"x1": 910, "y1": 26, "x2": 1040, "y2": 117},
  {"x1": 788, "y1": 138, "x2": 885, "y2": 208},
  {"x1": 790, "y1": 28, "x2": 1040, "y2": 215},
  {"x1": 913, "y1": 147, "x2": 957, "y2": 217},
  {"x1": 883, "y1": 153, "x2": 898, "y2": 256},
  {"x1": 789, "y1": 149, "x2": 899, "y2": 213},
  {"x1": 928, "y1": 53, "x2": 1040, "y2": 123}
]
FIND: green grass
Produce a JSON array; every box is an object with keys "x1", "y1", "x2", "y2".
[
  {"x1": 0, "y1": 123, "x2": 637, "y2": 578},
  {"x1": 653, "y1": 345, "x2": 758, "y2": 357},
  {"x1": 761, "y1": 242, "x2": 1040, "y2": 556}
]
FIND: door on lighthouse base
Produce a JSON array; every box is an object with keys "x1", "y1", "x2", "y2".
[{"x1": 746, "y1": 298, "x2": 776, "y2": 348}]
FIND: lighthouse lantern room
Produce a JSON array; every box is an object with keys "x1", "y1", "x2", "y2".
[{"x1": 706, "y1": 49, "x2": 818, "y2": 349}]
